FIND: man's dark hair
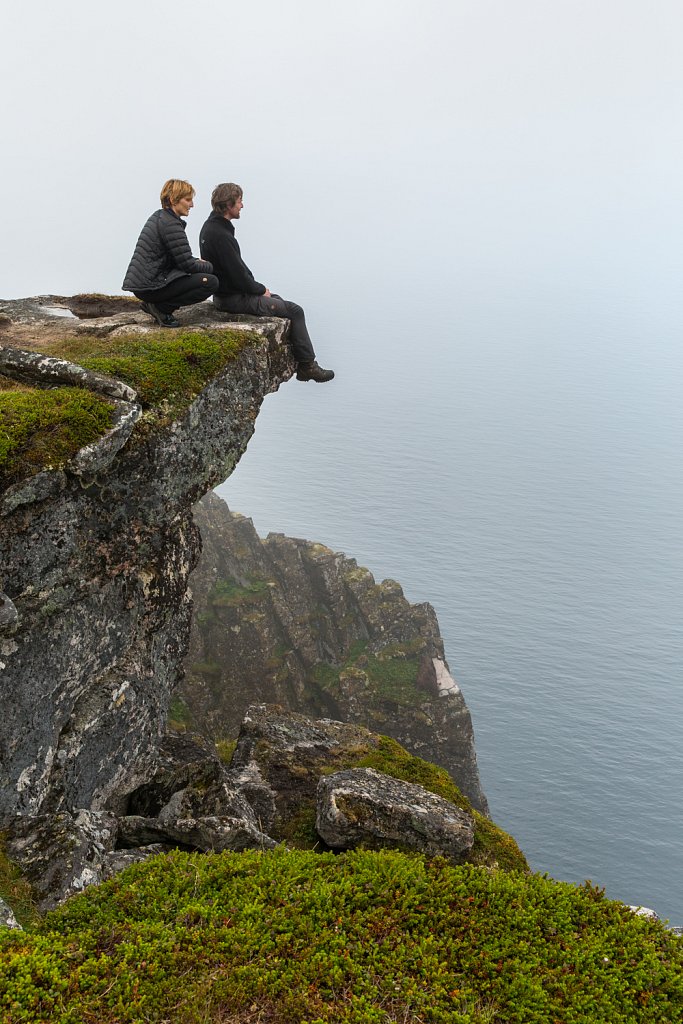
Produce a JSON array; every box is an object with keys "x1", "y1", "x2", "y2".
[{"x1": 211, "y1": 183, "x2": 243, "y2": 213}]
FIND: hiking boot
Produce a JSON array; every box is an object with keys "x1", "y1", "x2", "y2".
[
  {"x1": 140, "y1": 301, "x2": 180, "y2": 328},
  {"x1": 296, "y1": 360, "x2": 335, "y2": 382}
]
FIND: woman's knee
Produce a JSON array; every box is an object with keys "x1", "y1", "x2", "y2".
[{"x1": 199, "y1": 274, "x2": 220, "y2": 295}]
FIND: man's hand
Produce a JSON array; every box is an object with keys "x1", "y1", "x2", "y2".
[{"x1": 263, "y1": 288, "x2": 272, "y2": 298}]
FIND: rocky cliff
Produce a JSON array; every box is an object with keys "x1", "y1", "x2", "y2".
[
  {"x1": 0, "y1": 293, "x2": 502, "y2": 914},
  {"x1": 182, "y1": 493, "x2": 488, "y2": 813},
  {"x1": 0, "y1": 295, "x2": 293, "y2": 819}
]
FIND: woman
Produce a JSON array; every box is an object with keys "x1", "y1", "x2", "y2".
[{"x1": 122, "y1": 179, "x2": 218, "y2": 327}]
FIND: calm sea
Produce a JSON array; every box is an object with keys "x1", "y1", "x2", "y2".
[{"x1": 217, "y1": 265, "x2": 683, "y2": 924}]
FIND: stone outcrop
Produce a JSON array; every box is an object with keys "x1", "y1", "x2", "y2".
[
  {"x1": 220, "y1": 704, "x2": 526, "y2": 873},
  {"x1": 5, "y1": 810, "x2": 121, "y2": 911},
  {"x1": 0, "y1": 296, "x2": 294, "y2": 821},
  {"x1": 3, "y1": 705, "x2": 507, "y2": 912},
  {"x1": 182, "y1": 492, "x2": 488, "y2": 813},
  {"x1": 316, "y1": 767, "x2": 475, "y2": 857},
  {"x1": 226, "y1": 703, "x2": 388, "y2": 842}
]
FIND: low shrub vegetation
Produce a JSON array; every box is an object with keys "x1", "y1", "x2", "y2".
[
  {"x1": 0, "y1": 848, "x2": 680, "y2": 1023},
  {"x1": 351, "y1": 737, "x2": 527, "y2": 873}
]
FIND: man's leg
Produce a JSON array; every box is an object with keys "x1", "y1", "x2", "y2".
[
  {"x1": 215, "y1": 293, "x2": 315, "y2": 360},
  {"x1": 214, "y1": 292, "x2": 333, "y2": 381}
]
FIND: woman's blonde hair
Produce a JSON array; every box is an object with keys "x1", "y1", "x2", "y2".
[{"x1": 160, "y1": 179, "x2": 195, "y2": 209}]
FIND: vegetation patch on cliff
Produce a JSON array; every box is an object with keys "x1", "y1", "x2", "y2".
[
  {"x1": 1, "y1": 848, "x2": 680, "y2": 1024},
  {"x1": 0, "y1": 383, "x2": 115, "y2": 487},
  {"x1": 0, "y1": 842, "x2": 38, "y2": 930},
  {"x1": 209, "y1": 575, "x2": 272, "y2": 607},
  {"x1": 311, "y1": 642, "x2": 423, "y2": 707},
  {"x1": 40, "y1": 329, "x2": 253, "y2": 410}
]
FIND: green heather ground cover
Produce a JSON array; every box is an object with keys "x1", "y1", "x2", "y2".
[
  {"x1": 0, "y1": 848, "x2": 680, "y2": 1024},
  {"x1": 350, "y1": 737, "x2": 526, "y2": 873}
]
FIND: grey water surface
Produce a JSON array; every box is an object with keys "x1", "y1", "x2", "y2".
[{"x1": 217, "y1": 268, "x2": 683, "y2": 924}]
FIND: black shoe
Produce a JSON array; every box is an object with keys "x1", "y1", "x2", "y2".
[
  {"x1": 296, "y1": 360, "x2": 335, "y2": 382},
  {"x1": 140, "y1": 301, "x2": 180, "y2": 328}
]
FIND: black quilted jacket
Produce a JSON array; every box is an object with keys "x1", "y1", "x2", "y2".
[{"x1": 122, "y1": 209, "x2": 213, "y2": 292}]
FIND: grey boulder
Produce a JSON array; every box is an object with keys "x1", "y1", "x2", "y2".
[
  {"x1": 118, "y1": 814, "x2": 275, "y2": 852},
  {"x1": 316, "y1": 767, "x2": 475, "y2": 861}
]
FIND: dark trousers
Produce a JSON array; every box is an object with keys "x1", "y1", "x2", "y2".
[
  {"x1": 213, "y1": 292, "x2": 315, "y2": 362},
  {"x1": 135, "y1": 273, "x2": 219, "y2": 314}
]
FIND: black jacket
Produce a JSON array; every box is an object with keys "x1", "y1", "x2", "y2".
[
  {"x1": 122, "y1": 209, "x2": 213, "y2": 292},
  {"x1": 199, "y1": 212, "x2": 266, "y2": 297}
]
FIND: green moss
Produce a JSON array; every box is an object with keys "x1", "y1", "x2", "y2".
[
  {"x1": 209, "y1": 575, "x2": 271, "y2": 608},
  {"x1": 377, "y1": 638, "x2": 427, "y2": 658},
  {"x1": 329, "y1": 736, "x2": 527, "y2": 872},
  {"x1": 0, "y1": 386, "x2": 115, "y2": 486},
  {"x1": 40, "y1": 329, "x2": 253, "y2": 410},
  {"x1": 0, "y1": 327, "x2": 259, "y2": 486},
  {"x1": 167, "y1": 696, "x2": 193, "y2": 734},
  {"x1": 264, "y1": 643, "x2": 291, "y2": 672},
  {"x1": 311, "y1": 640, "x2": 421, "y2": 706},
  {"x1": 0, "y1": 849, "x2": 680, "y2": 1023},
  {"x1": 278, "y1": 806, "x2": 321, "y2": 849},
  {"x1": 362, "y1": 652, "x2": 420, "y2": 702},
  {"x1": 0, "y1": 842, "x2": 38, "y2": 930},
  {"x1": 215, "y1": 739, "x2": 237, "y2": 765},
  {"x1": 190, "y1": 659, "x2": 222, "y2": 678}
]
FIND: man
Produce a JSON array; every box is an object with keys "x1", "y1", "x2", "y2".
[{"x1": 200, "y1": 183, "x2": 334, "y2": 382}]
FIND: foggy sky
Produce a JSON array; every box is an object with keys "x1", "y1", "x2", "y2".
[{"x1": 4, "y1": 0, "x2": 683, "y2": 303}]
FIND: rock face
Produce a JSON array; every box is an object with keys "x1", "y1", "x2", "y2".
[
  {"x1": 5, "y1": 730, "x2": 276, "y2": 912},
  {"x1": 5, "y1": 810, "x2": 120, "y2": 912},
  {"x1": 316, "y1": 768, "x2": 475, "y2": 858},
  {"x1": 182, "y1": 493, "x2": 488, "y2": 813},
  {"x1": 0, "y1": 296, "x2": 294, "y2": 821}
]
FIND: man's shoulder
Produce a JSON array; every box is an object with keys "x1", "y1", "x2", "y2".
[{"x1": 200, "y1": 215, "x2": 235, "y2": 243}]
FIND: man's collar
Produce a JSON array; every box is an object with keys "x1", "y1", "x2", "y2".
[{"x1": 208, "y1": 210, "x2": 234, "y2": 231}]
